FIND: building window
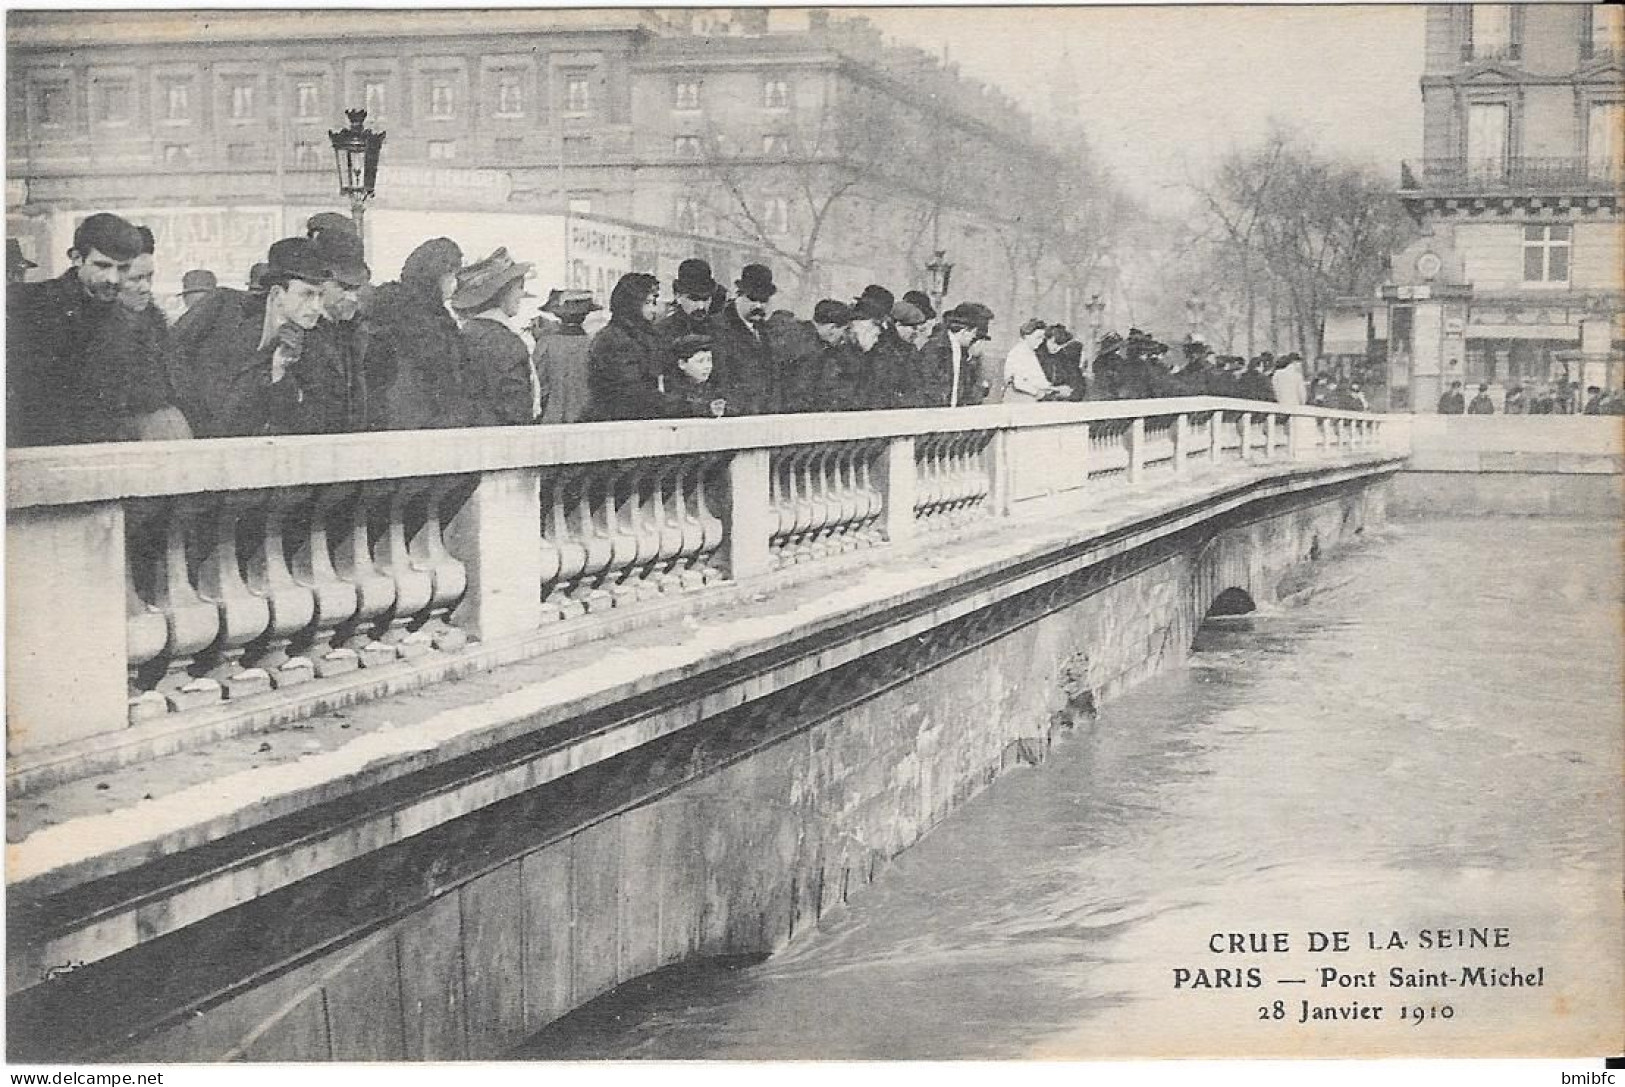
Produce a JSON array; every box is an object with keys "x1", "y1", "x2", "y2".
[
  {"x1": 495, "y1": 74, "x2": 524, "y2": 118},
  {"x1": 763, "y1": 195, "x2": 790, "y2": 235},
  {"x1": 229, "y1": 82, "x2": 256, "y2": 121},
  {"x1": 496, "y1": 137, "x2": 523, "y2": 160},
  {"x1": 1585, "y1": 5, "x2": 1622, "y2": 60},
  {"x1": 428, "y1": 79, "x2": 455, "y2": 119},
  {"x1": 568, "y1": 196, "x2": 593, "y2": 215},
  {"x1": 1587, "y1": 102, "x2": 1623, "y2": 180},
  {"x1": 93, "y1": 79, "x2": 132, "y2": 125},
  {"x1": 674, "y1": 135, "x2": 703, "y2": 159},
  {"x1": 162, "y1": 143, "x2": 190, "y2": 165},
  {"x1": 762, "y1": 77, "x2": 790, "y2": 109},
  {"x1": 1465, "y1": 102, "x2": 1509, "y2": 180},
  {"x1": 161, "y1": 79, "x2": 191, "y2": 122},
  {"x1": 292, "y1": 141, "x2": 321, "y2": 167},
  {"x1": 762, "y1": 133, "x2": 790, "y2": 156},
  {"x1": 363, "y1": 79, "x2": 388, "y2": 118},
  {"x1": 565, "y1": 75, "x2": 591, "y2": 113},
  {"x1": 35, "y1": 83, "x2": 68, "y2": 126},
  {"x1": 427, "y1": 139, "x2": 456, "y2": 161},
  {"x1": 1522, "y1": 224, "x2": 1571, "y2": 284},
  {"x1": 673, "y1": 79, "x2": 701, "y2": 111},
  {"x1": 563, "y1": 135, "x2": 591, "y2": 160},
  {"x1": 294, "y1": 81, "x2": 320, "y2": 120},
  {"x1": 1465, "y1": 5, "x2": 1519, "y2": 62},
  {"x1": 227, "y1": 142, "x2": 255, "y2": 165}
]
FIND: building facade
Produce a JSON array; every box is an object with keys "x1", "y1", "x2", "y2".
[
  {"x1": 7, "y1": 8, "x2": 1061, "y2": 320},
  {"x1": 1387, "y1": 2, "x2": 1624, "y2": 410}
]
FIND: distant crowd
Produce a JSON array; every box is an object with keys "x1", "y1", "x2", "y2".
[
  {"x1": 0, "y1": 209, "x2": 1466, "y2": 450},
  {"x1": 1435, "y1": 380, "x2": 1625, "y2": 416}
]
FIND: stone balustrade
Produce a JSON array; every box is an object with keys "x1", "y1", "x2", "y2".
[{"x1": 5, "y1": 399, "x2": 1396, "y2": 767}]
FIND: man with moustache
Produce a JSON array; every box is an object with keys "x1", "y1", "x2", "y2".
[
  {"x1": 655, "y1": 258, "x2": 719, "y2": 346},
  {"x1": 707, "y1": 263, "x2": 778, "y2": 415},
  {"x1": 7, "y1": 211, "x2": 180, "y2": 445}
]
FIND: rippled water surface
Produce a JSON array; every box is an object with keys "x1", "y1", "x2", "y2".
[{"x1": 518, "y1": 518, "x2": 1622, "y2": 1060}]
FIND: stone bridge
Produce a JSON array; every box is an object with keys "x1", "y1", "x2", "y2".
[{"x1": 5, "y1": 401, "x2": 1404, "y2": 1061}]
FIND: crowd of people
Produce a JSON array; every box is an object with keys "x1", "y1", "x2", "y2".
[
  {"x1": 1435, "y1": 379, "x2": 1625, "y2": 416},
  {"x1": 29, "y1": 209, "x2": 1597, "y2": 449}
]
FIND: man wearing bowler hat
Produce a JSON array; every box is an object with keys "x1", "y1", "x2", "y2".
[
  {"x1": 535, "y1": 288, "x2": 601, "y2": 424},
  {"x1": 452, "y1": 247, "x2": 538, "y2": 426},
  {"x1": 168, "y1": 236, "x2": 332, "y2": 436},
  {"x1": 177, "y1": 269, "x2": 218, "y2": 314},
  {"x1": 301, "y1": 216, "x2": 375, "y2": 432},
  {"x1": 656, "y1": 258, "x2": 719, "y2": 346},
  {"x1": 8, "y1": 211, "x2": 183, "y2": 445},
  {"x1": 707, "y1": 262, "x2": 778, "y2": 415}
]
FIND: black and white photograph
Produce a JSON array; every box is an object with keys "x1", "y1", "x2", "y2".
[{"x1": 3, "y1": 2, "x2": 1621, "y2": 1078}]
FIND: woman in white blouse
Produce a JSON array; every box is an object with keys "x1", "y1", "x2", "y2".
[{"x1": 1004, "y1": 318, "x2": 1071, "y2": 402}]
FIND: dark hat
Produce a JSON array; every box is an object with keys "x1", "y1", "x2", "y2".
[
  {"x1": 1183, "y1": 337, "x2": 1212, "y2": 358},
  {"x1": 812, "y1": 299, "x2": 852, "y2": 325},
  {"x1": 179, "y1": 268, "x2": 217, "y2": 295},
  {"x1": 673, "y1": 258, "x2": 718, "y2": 299},
  {"x1": 673, "y1": 333, "x2": 714, "y2": 359},
  {"x1": 451, "y1": 247, "x2": 534, "y2": 311},
  {"x1": 311, "y1": 227, "x2": 370, "y2": 288},
  {"x1": 306, "y1": 212, "x2": 359, "y2": 240},
  {"x1": 943, "y1": 301, "x2": 991, "y2": 331},
  {"x1": 852, "y1": 284, "x2": 895, "y2": 322},
  {"x1": 892, "y1": 301, "x2": 929, "y2": 327},
  {"x1": 541, "y1": 287, "x2": 601, "y2": 316},
  {"x1": 901, "y1": 290, "x2": 936, "y2": 321},
  {"x1": 72, "y1": 212, "x2": 145, "y2": 262},
  {"x1": 248, "y1": 262, "x2": 271, "y2": 290},
  {"x1": 1018, "y1": 317, "x2": 1047, "y2": 337},
  {"x1": 265, "y1": 237, "x2": 331, "y2": 284},
  {"x1": 8, "y1": 238, "x2": 37, "y2": 275},
  {"x1": 736, "y1": 263, "x2": 777, "y2": 300},
  {"x1": 1096, "y1": 330, "x2": 1124, "y2": 352}
]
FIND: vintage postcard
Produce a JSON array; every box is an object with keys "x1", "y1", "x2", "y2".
[{"x1": 4, "y1": 2, "x2": 1621, "y2": 1080}]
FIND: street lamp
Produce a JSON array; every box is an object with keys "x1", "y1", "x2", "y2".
[
  {"x1": 329, "y1": 108, "x2": 386, "y2": 256},
  {"x1": 1085, "y1": 292, "x2": 1106, "y2": 346},
  {"x1": 925, "y1": 249, "x2": 954, "y2": 314},
  {"x1": 1185, "y1": 293, "x2": 1207, "y2": 339}
]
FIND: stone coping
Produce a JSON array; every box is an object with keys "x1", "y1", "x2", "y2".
[
  {"x1": 6, "y1": 454, "x2": 1401, "y2": 928},
  {"x1": 6, "y1": 399, "x2": 1381, "y2": 510}
]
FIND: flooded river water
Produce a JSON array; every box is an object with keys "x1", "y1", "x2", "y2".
[{"x1": 518, "y1": 517, "x2": 1622, "y2": 1060}]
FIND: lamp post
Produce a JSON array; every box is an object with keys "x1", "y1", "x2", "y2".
[
  {"x1": 328, "y1": 108, "x2": 386, "y2": 258},
  {"x1": 1185, "y1": 293, "x2": 1207, "y2": 340},
  {"x1": 925, "y1": 249, "x2": 954, "y2": 316},
  {"x1": 1085, "y1": 292, "x2": 1106, "y2": 348}
]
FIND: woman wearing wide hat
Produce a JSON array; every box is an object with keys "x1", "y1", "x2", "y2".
[
  {"x1": 535, "y1": 288, "x2": 601, "y2": 424},
  {"x1": 451, "y1": 247, "x2": 538, "y2": 425}
]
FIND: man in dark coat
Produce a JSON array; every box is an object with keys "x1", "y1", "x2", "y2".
[
  {"x1": 885, "y1": 300, "x2": 933, "y2": 408},
  {"x1": 7, "y1": 212, "x2": 183, "y2": 446},
  {"x1": 1238, "y1": 355, "x2": 1276, "y2": 401},
  {"x1": 452, "y1": 247, "x2": 537, "y2": 426},
  {"x1": 1467, "y1": 383, "x2": 1496, "y2": 414},
  {"x1": 1114, "y1": 328, "x2": 1162, "y2": 400},
  {"x1": 167, "y1": 237, "x2": 332, "y2": 437},
  {"x1": 916, "y1": 301, "x2": 991, "y2": 408},
  {"x1": 654, "y1": 258, "x2": 718, "y2": 346},
  {"x1": 535, "y1": 289, "x2": 600, "y2": 424},
  {"x1": 763, "y1": 308, "x2": 825, "y2": 413},
  {"x1": 1038, "y1": 325, "x2": 1087, "y2": 401},
  {"x1": 296, "y1": 214, "x2": 373, "y2": 434},
  {"x1": 364, "y1": 237, "x2": 473, "y2": 431},
  {"x1": 1437, "y1": 380, "x2": 1466, "y2": 414},
  {"x1": 1090, "y1": 331, "x2": 1125, "y2": 400},
  {"x1": 707, "y1": 263, "x2": 778, "y2": 415}
]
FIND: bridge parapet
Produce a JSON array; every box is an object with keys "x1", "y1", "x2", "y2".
[{"x1": 5, "y1": 400, "x2": 1396, "y2": 783}]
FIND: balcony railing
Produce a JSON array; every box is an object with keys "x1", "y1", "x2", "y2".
[
  {"x1": 1403, "y1": 157, "x2": 1623, "y2": 195},
  {"x1": 4, "y1": 400, "x2": 1398, "y2": 784}
]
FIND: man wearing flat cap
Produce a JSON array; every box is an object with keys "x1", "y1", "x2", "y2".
[
  {"x1": 7, "y1": 211, "x2": 184, "y2": 446},
  {"x1": 452, "y1": 247, "x2": 538, "y2": 426},
  {"x1": 535, "y1": 288, "x2": 601, "y2": 424},
  {"x1": 300, "y1": 217, "x2": 375, "y2": 432},
  {"x1": 167, "y1": 236, "x2": 331, "y2": 437},
  {"x1": 707, "y1": 263, "x2": 778, "y2": 415}
]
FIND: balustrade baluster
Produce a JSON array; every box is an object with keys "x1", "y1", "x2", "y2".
[
  {"x1": 628, "y1": 464, "x2": 669, "y2": 600},
  {"x1": 694, "y1": 455, "x2": 727, "y2": 582},
  {"x1": 543, "y1": 467, "x2": 589, "y2": 620},
  {"x1": 140, "y1": 496, "x2": 223, "y2": 711},
  {"x1": 330, "y1": 484, "x2": 399, "y2": 668},
  {"x1": 408, "y1": 476, "x2": 472, "y2": 651},
  {"x1": 366, "y1": 479, "x2": 436, "y2": 659},
  {"x1": 857, "y1": 440, "x2": 887, "y2": 545},
  {"x1": 567, "y1": 470, "x2": 616, "y2": 612},
  {"x1": 194, "y1": 492, "x2": 273, "y2": 698},
  {"x1": 288, "y1": 484, "x2": 363, "y2": 677},
  {"x1": 124, "y1": 500, "x2": 171, "y2": 722},
  {"x1": 670, "y1": 461, "x2": 710, "y2": 590},
  {"x1": 650, "y1": 461, "x2": 688, "y2": 593},
  {"x1": 241, "y1": 488, "x2": 318, "y2": 688}
]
